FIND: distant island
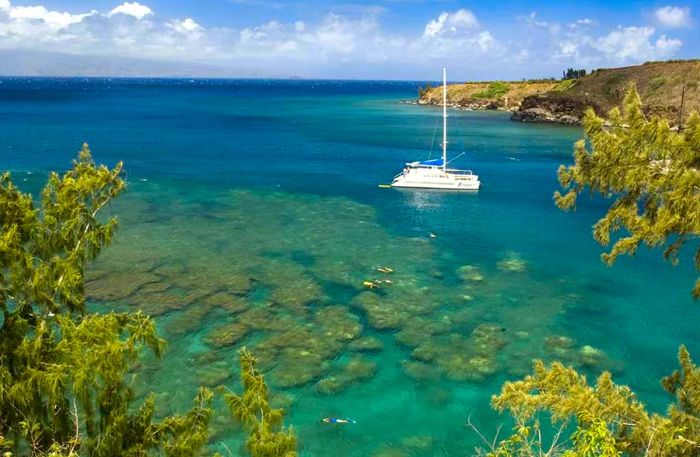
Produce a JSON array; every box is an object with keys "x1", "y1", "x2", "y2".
[{"x1": 417, "y1": 60, "x2": 700, "y2": 126}]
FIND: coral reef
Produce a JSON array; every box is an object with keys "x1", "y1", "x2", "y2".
[
  {"x1": 348, "y1": 336, "x2": 384, "y2": 353},
  {"x1": 203, "y1": 322, "x2": 249, "y2": 348},
  {"x1": 86, "y1": 270, "x2": 162, "y2": 301},
  {"x1": 437, "y1": 353, "x2": 498, "y2": 382},
  {"x1": 401, "y1": 435, "x2": 436, "y2": 452},
  {"x1": 497, "y1": 252, "x2": 528, "y2": 273},
  {"x1": 202, "y1": 292, "x2": 248, "y2": 314},
  {"x1": 402, "y1": 360, "x2": 439, "y2": 381},
  {"x1": 84, "y1": 185, "x2": 608, "y2": 454},
  {"x1": 314, "y1": 305, "x2": 362, "y2": 342},
  {"x1": 457, "y1": 265, "x2": 484, "y2": 283},
  {"x1": 315, "y1": 356, "x2": 377, "y2": 395}
]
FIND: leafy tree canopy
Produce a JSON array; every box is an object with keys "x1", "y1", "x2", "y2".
[
  {"x1": 222, "y1": 349, "x2": 297, "y2": 457},
  {"x1": 480, "y1": 346, "x2": 700, "y2": 456},
  {"x1": 0, "y1": 145, "x2": 213, "y2": 456},
  {"x1": 555, "y1": 85, "x2": 700, "y2": 297}
]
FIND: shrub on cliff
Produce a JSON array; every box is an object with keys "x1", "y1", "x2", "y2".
[{"x1": 473, "y1": 82, "x2": 509, "y2": 99}]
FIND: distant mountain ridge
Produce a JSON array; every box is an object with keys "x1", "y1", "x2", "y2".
[
  {"x1": 418, "y1": 60, "x2": 700, "y2": 126},
  {"x1": 0, "y1": 49, "x2": 263, "y2": 78}
]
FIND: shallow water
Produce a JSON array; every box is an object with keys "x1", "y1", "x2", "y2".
[{"x1": 1, "y1": 78, "x2": 698, "y2": 456}]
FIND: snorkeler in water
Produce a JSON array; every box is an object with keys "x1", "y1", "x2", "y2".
[{"x1": 322, "y1": 417, "x2": 356, "y2": 425}]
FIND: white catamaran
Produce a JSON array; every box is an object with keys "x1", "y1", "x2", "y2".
[{"x1": 391, "y1": 68, "x2": 480, "y2": 191}]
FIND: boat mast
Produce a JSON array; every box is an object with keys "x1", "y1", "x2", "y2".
[{"x1": 442, "y1": 66, "x2": 447, "y2": 172}]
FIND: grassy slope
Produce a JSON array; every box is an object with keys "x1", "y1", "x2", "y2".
[
  {"x1": 420, "y1": 81, "x2": 560, "y2": 108},
  {"x1": 560, "y1": 60, "x2": 700, "y2": 122},
  {"x1": 419, "y1": 60, "x2": 700, "y2": 124}
]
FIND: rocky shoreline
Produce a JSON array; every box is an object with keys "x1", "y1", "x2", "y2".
[
  {"x1": 410, "y1": 96, "x2": 588, "y2": 125},
  {"x1": 509, "y1": 95, "x2": 592, "y2": 124},
  {"x1": 402, "y1": 99, "x2": 513, "y2": 112},
  {"x1": 414, "y1": 60, "x2": 700, "y2": 127}
]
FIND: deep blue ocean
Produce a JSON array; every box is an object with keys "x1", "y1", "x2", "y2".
[{"x1": 1, "y1": 78, "x2": 698, "y2": 456}]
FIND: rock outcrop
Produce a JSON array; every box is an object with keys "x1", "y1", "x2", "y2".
[
  {"x1": 417, "y1": 60, "x2": 700, "y2": 126},
  {"x1": 510, "y1": 95, "x2": 595, "y2": 124}
]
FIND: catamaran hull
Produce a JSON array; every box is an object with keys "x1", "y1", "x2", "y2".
[
  {"x1": 391, "y1": 181, "x2": 480, "y2": 191},
  {"x1": 390, "y1": 172, "x2": 481, "y2": 190}
]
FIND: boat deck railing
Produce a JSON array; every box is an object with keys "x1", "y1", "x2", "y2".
[
  {"x1": 445, "y1": 169, "x2": 475, "y2": 175},
  {"x1": 394, "y1": 168, "x2": 476, "y2": 179}
]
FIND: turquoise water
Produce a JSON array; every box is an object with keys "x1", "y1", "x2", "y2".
[{"x1": 1, "y1": 78, "x2": 698, "y2": 456}]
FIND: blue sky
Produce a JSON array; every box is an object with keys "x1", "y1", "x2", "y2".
[{"x1": 0, "y1": 0, "x2": 697, "y2": 79}]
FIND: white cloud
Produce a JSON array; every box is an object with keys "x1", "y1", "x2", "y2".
[
  {"x1": 108, "y1": 2, "x2": 152, "y2": 20},
  {"x1": 475, "y1": 31, "x2": 494, "y2": 52},
  {"x1": 518, "y1": 12, "x2": 683, "y2": 68},
  {"x1": 423, "y1": 9, "x2": 478, "y2": 38},
  {"x1": 524, "y1": 12, "x2": 561, "y2": 35},
  {"x1": 654, "y1": 6, "x2": 691, "y2": 28},
  {"x1": 569, "y1": 18, "x2": 595, "y2": 28},
  {"x1": 8, "y1": 5, "x2": 94, "y2": 30},
  {"x1": 0, "y1": 0, "x2": 687, "y2": 78},
  {"x1": 167, "y1": 17, "x2": 202, "y2": 36},
  {"x1": 594, "y1": 26, "x2": 681, "y2": 61},
  {"x1": 527, "y1": 11, "x2": 549, "y2": 28},
  {"x1": 654, "y1": 34, "x2": 683, "y2": 54}
]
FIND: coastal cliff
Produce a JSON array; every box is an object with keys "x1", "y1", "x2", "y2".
[
  {"x1": 417, "y1": 80, "x2": 558, "y2": 111},
  {"x1": 417, "y1": 60, "x2": 700, "y2": 126},
  {"x1": 510, "y1": 95, "x2": 593, "y2": 124}
]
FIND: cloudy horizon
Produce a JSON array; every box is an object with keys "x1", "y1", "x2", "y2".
[{"x1": 0, "y1": 0, "x2": 696, "y2": 80}]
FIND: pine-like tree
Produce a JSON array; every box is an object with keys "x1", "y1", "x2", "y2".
[
  {"x1": 0, "y1": 145, "x2": 213, "y2": 456},
  {"x1": 222, "y1": 349, "x2": 297, "y2": 457},
  {"x1": 555, "y1": 84, "x2": 700, "y2": 297},
  {"x1": 480, "y1": 346, "x2": 700, "y2": 456}
]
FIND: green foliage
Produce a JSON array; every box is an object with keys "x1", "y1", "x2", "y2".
[
  {"x1": 649, "y1": 76, "x2": 667, "y2": 92},
  {"x1": 418, "y1": 83, "x2": 433, "y2": 98},
  {"x1": 554, "y1": 84, "x2": 700, "y2": 297},
  {"x1": 644, "y1": 59, "x2": 700, "y2": 65},
  {"x1": 473, "y1": 82, "x2": 510, "y2": 99},
  {"x1": 223, "y1": 349, "x2": 297, "y2": 457},
  {"x1": 0, "y1": 143, "x2": 124, "y2": 316},
  {"x1": 0, "y1": 145, "x2": 213, "y2": 456},
  {"x1": 521, "y1": 78, "x2": 557, "y2": 83},
  {"x1": 481, "y1": 347, "x2": 700, "y2": 456},
  {"x1": 553, "y1": 79, "x2": 577, "y2": 92},
  {"x1": 563, "y1": 68, "x2": 587, "y2": 80}
]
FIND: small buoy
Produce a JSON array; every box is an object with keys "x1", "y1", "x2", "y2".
[{"x1": 429, "y1": 232, "x2": 437, "y2": 239}]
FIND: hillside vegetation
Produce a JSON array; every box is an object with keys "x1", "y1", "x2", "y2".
[
  {"x1": 418, "y1": 80, "x2": 559, "y2": 110},
  {"x1": 418, "y1": 60, "x2": 700, "y2": 125}
]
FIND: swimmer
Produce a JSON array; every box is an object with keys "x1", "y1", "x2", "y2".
[
  {"x1": 322, "y1": 417, "x2": 356, "y2": 425},
  {"x1": 362, "y1": 281, "x2": 379, "y2": 289}
]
